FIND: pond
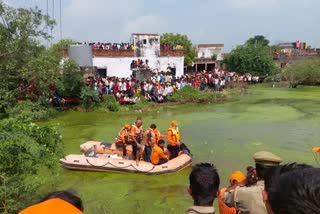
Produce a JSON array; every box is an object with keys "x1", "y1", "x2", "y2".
[{"x1": 46, "y1": 85, "x2": 320, "y2": 214}]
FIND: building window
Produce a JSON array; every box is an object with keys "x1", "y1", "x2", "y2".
[{"x1": 143, "y1": 39, "x2": 147, "y2": 44}]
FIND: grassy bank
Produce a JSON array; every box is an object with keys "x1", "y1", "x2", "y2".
[{"x1": 95, "y1": 86, "x2": 247, "y2": 114}]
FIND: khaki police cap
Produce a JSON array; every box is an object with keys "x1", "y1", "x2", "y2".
[{"x1": 253, "y1": 151, "x2": 283, "y2": 166}]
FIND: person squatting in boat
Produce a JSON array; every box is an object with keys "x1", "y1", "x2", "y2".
[{"x1": 151, "y1": 139, "x2": 168, "y2": 165}]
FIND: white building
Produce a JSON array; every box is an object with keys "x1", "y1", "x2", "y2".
[
  {"x1": 68, "y1": 33, "x2": 184, "y2": 78},
  {"x1": 194, "y1": 44, "x2": 224, "y2": 72}
]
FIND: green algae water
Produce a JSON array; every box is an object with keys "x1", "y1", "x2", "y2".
[{"x1": 46, "y1": 85, "x2": 320, "y2": 214}]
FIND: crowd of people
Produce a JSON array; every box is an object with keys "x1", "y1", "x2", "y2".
[
  {"x1": 82, "y1": 42, "x2": 133, "y2": 50},
  {"x1": 75, "y1": 42, "x2": 184, "y2": 51},
  {"x1": 161, "y1": 44, "x2": 184, "y2": 51},
  {"x1": 130, "y1": 59, "x2": 149, "y2": 69},
  {"x1": 86, "y1": 68, "x2": 260, "y2": 105}
]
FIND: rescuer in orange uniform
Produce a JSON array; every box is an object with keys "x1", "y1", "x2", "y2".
[
  {"x1": 167, "y1": 120, "x2": 181, "y2": 159},
  {"x1": 143, "y1": 124, "x2": 157, "y2": 162},
  {"x1": 151, "y1": 139, "x2": 168, "y2": 165},
  {"x1": 127, "y1": 117, "x2": 143, "y2": 160},
  {"x1": 114, "y1": 124, "x2": 131, "y2": 157}
]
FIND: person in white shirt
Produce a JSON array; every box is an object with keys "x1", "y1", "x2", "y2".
[
  {"x1": 143, "y1": 82, "x2": 149, "y2": 94},
  {"x1": 124, "y1": 94, "x2": 130, "y2": 103},
  {"x1": 119, "y1": 80, "x2": 127, "y2": 92},
  {"x1": 220, "y1": 79, "x2": 225, "y2": 90},
  {"x1": 166, "y1": 84, "x2": 173, "y2": 96},
  {"x1": 214, "y1": 77, "x2": 219, "y2": 90},
  {"x1": 162, "y1": 85, "x2": 168, "y2": 97},
  {"x1": 166, "y1": 73, "x2": 172, "y2": 83},
  {"x1": 148, "y1": 83, "x2": 153, "y2": 94}
]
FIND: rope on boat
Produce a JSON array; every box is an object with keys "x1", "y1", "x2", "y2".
[
  {"x1": 85, "y1": 159, "x2": 156, "y2": 173},
  {"x1": 130, "y1": 163, "x2": 156, "y2": 173},
  {"x1": 85, "y1": 159, "x2": 110, "y2": 167}
]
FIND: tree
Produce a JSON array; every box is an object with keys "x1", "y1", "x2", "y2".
[
  {"x1": 60, "y1": 58, "x2": 84, "y2": 97},
  {"x1": 0, "y1": 2, "x2": 55, "y2": 112},
  {"x1": 0, "y1": 4, "x2": 63, "y2": 213},
  {"x1": 160, "y1": 33, "x2": 196, "y2": 66},
  {"x1": 282, "y1": 57, "x2": 320, "y2": 87},
  {"x1": 0, "y1": 117, "x2": 62, "y2": 213},
  {"x1": 224, "y1": 39, "x2": 276, "y2": 76},
  {"x1": 246, "y1": 35, "x2": 270, "y2": 47}
]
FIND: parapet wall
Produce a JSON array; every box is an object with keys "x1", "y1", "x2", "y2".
[
  {"x1": 160, "y1": 50, "x2": 184, "y2": 57},
  {"x1": 92, "y1": 49, "x2": 184, "y2": 58},
  {"x1": 93, "y1": 49, "x2": 134, "y2": 57}
]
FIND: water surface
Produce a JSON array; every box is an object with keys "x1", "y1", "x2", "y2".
[{"x1": 47, "y1": 86, "x2": 320, "y2": 214}]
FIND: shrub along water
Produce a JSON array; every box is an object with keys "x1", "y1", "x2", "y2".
[
  {"x1": 6, "y1": 101, "x2": 57, "y2": 121},
  {"x1": 282, "y1": 57, "x2": 320, "y2": 87},
  {"x1": 0, "y1": 117, "x2": 63, "y2": 213},
  {"x1": 103, "y1": 95, "x2": 120, "y2": 112},
  {"x1": 168, "y1": 85, "x2": 227, "y2": 104},
  {"x1": 80, "y1": 87, "x2": 100, "y2": 111}
]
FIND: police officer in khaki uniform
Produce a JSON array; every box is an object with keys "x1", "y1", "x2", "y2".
[{"x1": 223, "y1": 151, "x2": 283, "y2": 214}]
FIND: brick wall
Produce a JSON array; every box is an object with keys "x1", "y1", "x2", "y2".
[
  {"x1": 160, "y1": 49, "x2": 184, "y2": 57},
  {"x1": 93, "y1": 49, "x2": 134, "y2": 57},
  {"x1": 65, "y1": 48, "x2": 184, "y2": 58}
]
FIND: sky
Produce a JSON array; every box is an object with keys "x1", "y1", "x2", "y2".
[{"x1": 4, "y1": 0, "x2": 320, "y2": 51}]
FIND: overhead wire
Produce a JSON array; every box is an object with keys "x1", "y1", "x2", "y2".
[{"x1": 59, "y1": 0, "x2": 62, "y2": 40}]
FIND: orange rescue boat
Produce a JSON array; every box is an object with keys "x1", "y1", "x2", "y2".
[{"x1": 60, "y1": 141, "x2": 192, "y2": 175}]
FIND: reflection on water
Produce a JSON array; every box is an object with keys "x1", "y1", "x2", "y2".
[{"x1": 46, "y1": 86, "x2": 320, "y2": 214}]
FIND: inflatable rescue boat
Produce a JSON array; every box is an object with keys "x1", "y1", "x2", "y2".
[{"x1": 60, "y1": 141, "x2": 192, "y2": 175}]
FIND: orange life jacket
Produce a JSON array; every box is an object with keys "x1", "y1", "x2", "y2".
[
  {"x1": 167, "y1": 126, "x2": 180, "y2": 146},
  {"x1": 129, "y1": 124, "x2": 143, "y2": 142},
  {"x1": 19, "y1": 198, "x2": 83, "y2": 214},
  {"x1": 218, "y1": 188, "x2": 239, "y2": 214},
  {"x1": 153, "y1": 128, "x2": 161, "y2": 143},
  {"x1": 115, "y1": 128, "x2": 129, "y2": 143}
]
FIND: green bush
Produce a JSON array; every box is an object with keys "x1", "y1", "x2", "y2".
[
  {"x1": 168, "y1": 86, "x2": 220, "y2": 103},
  {"x1": 0, "y1": 90, "x2": 16, "y2": 114},
  {"x1": 6, "y1": 101, "x2": 57, "y2": 121},
  {"x1": 0, "y1": 117, "x2": 62, "y2": 213},
  {"x1": 61, "y1": 59, "x2": 84, "y2": 97},
  {"x1": 103, "y1": 95, "x2": 120, "y2": 112},
  {"x1": 282, "y1": 57, "x2": 320, "y2": 87},
  {"x1": 80, "y1": 87, "x2": 100, "y2": 111}
]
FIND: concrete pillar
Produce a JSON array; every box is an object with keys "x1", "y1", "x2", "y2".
[{"x1": 205, "y1": 63, "x2": 207, "y2": 71}]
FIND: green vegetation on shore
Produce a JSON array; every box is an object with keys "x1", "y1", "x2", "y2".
[
  {"x1": 282, "y1": 57, "x2": 320, "y2": 87},
  {"x1": 168, "y1": 86, "x2": 226, "y2": 103},
  {"x1": 224, "y1": 35, "x2": 276, "y2": 76}
]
